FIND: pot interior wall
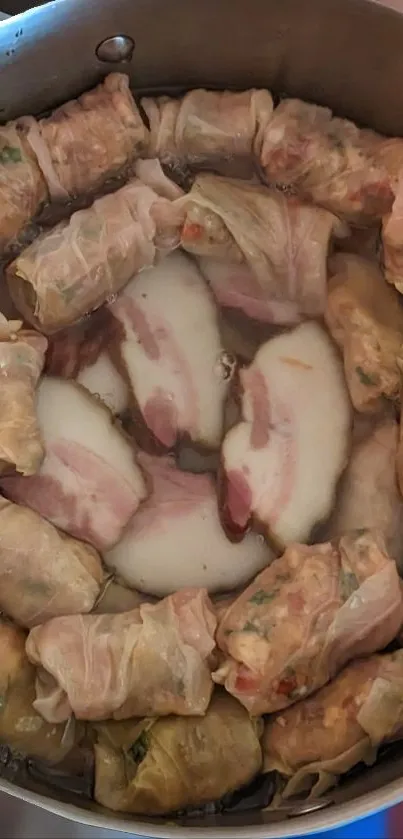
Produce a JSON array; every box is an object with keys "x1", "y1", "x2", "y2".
[{"x1": 1, "y1": 0, "x2": 403, "y2": 834}]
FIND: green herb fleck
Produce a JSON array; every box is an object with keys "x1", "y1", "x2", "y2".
[
  {"x1": 243, "y1": 620, "x2": 260, "y2": 633},
  {"x1": 356, "y1": 366, "x2": 379, "y2": 387},
  {"x1": 129, "y1": 731, "x2": 149, "y2": 765},
  {"x1": 223, "y1": 628, "x2": 233, "y2": 636},
  {"x1": 339, "y1": 568, "x2": 359, "y2": 601},
  {"x1": 0, "y1": 145, "x2": 22, "y2": 164},
  {"x1": 248, "y1": 589, "x2": 276, "y2": 606}
]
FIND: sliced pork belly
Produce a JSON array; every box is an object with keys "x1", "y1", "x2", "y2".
[
  {"x1": 142, "y1": 88, "x2": 273, "y2": 176},
  {"x1": 0, "y1": 120, "x2": 47, "y2": 252},
  {"x1": 1, "y1": 377, "x2": 147, "y2": 551},
  {"x1": 214, "y1": 531, "x2": 402, "y2": 715},
  {"x1": 221, "y1": 322, "x2": 351, "y2": 546},
  {"x1": 24, "y1": 74, "x2": 148, "y2": 201},
  {"x1": 178, "y1": 175, "x2": 342, "y2": 324},
  {"x1": 104, "y1": 452, "x2": 272, "y2": 596},
  {"x1": 327, "y1": 420, "x2": 403, "y2": 572},
  {"x1": 76, "y1": 355, "x2": 129, "y2": 416},
  {"x1": 0, "y1": 315, "x2": 47, "y2": 476},
  {"x1": 26, "y1": 588, "x2": 216, "y2": 722},
  {"x1": 325, "y1": 254, "x2": 403, "y2": 411},
  {"x1": 109, "y1": 251, "x2": 235, "y2": 450},
  {"x1": 45, "y1": 312, "x2": 128, "y2": 416},
  {"x1": 259, "y1": 99, "x2": 394, "y2": 224},
  {"x1": 7, "y1": 175, "x2": 185, "y2": 334}
]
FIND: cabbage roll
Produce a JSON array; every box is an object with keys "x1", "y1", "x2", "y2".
[
  {"x1": 263, "y1": 651, "x2": 403, "y2": 799},
  {"x1": 1, "y1": 377, "x2": 147, "y2": 551},
  {"x1": 325, "y1": 254, "x2": 403, "y2": 412},
  {"x1": 0, "y1": 120, "x2": 47, "y2": 252},
  {"x1": 0, "y1": 497, "x2": 103, "y2": 627},
  {"x1": 7, "y1": 174, "x2": 185, "y2": 333},
  {"x1": 24, "y1": 74, "x2": 148, "y2": 201},
  {"x1": 93, "y1": 692, "x2": 262, "y2": 815},
  {"x1": 213, "y1": 530, "x2": 402, "y2": 715},
  {"x1": 327, "y1": 419, "x2": 403, "y2": 571},
  {"x1": 0, "y1": 620, "x2": 84, "y2": 763},
  {"x1": 0, "y1": 316, "x2": 46, "y2": 476},
  {"x1": 142, "y1": 88, "x2": 273, "y2": 176},
  {"x1": 179, "y1": 175, "x2": 343, "y2": 324},
  {"x1": 26, "y1": 588, "x2": 217, "y2": 722},
  {"x1": 382, "y1": 176, "x2": 403, "y2": 294},
  {"x1": 259, "y1": 99, "x2": 393, "y2": 224}
]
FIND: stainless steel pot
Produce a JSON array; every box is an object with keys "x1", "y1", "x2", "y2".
[{"x1": 1, "y1": 0, "x2": 403, "y2": 834}]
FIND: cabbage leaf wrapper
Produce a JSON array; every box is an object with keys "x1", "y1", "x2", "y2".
[
  {"x1": 94, "y1": 692, "x2": 262, "y2": 814},
  {"x1": 263, "y1": 651, "x2": 403, "y2": 800}
]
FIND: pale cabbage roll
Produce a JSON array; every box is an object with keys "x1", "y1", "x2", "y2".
[
  {"x1": 7, "y1": 175, "x2": 185, "y2": 333},
  {"x1": 0, "y1": 497, "x2": 103, "y2": 627},
  {"x1": 327, "y1": 419, "x2": 403, "y2": 572},
  {"x1": 382, "y1": 175, "x2": 403, "y2": 295},
  {"x1": 0, "y1": 620, "x2": 84, "y2": 763},
  {"x1": 26, "y1": 588, "x2": 217, "y2": 722},
  {"x1": 142, "y1": 88, "x2": 273, "y2": 176},
  {"x1": 325, "y1": 253, "x2": 403, "y2": 412},
  {"x1": 24, "y1": 73, "x2": 148, "y2": 201},
  {"x1": 93, "y1": 692, "x2": 262, "y2": 815},
  {"x1": 259, "y1": 99, "x2": 393, "y2": 224},
  {"x1": 0, "y1": 315, "x2": 46, "y2": 476},
  {"x1": 263, "y1": 651, "x2": 403, "y2": 799},
  {"x1": 178, "y1": 175, "x2": 343, "y2": 324},
  {"x1": 214, "y1": 530, "x2": 402, "y2": 715},
  {"x1": 0, "y1": 120, "x2": 47, "y2": 252}
]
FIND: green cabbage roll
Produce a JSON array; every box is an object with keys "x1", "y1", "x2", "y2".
[{"x1": 93, "y1": 692, "x2": 262, "y2": 814}]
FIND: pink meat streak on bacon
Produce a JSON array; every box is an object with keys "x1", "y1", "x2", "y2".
[
  {"x1": 1, "y1": 439, "x2": 142, "y2": 550},
  {"x1": 225, "y1": 366, "x2": 297, "y2": 536},
  {"x1": 121, "y1": 453, "x2": 214, "y2": 537},
  {"x1": 113, "y1": 289, "x2": 200, "y2": 448},
  {"x1": 112, "y1": 295, "x2": 160, "y2": 361}
]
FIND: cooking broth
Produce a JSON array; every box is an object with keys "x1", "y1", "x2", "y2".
[{"x1": 0, "y1": 73, "x2": 403, "y2": 820}]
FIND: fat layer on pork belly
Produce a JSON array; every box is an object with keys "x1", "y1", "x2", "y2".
[
  {"x1": 0, "y1": 377, "x2": 147, "y2": 551},
  {"x1": 221, "y1": 321, "x2": 351, "y2": 546},
  {"x1": 104, "y1": 451, "x2": 272, "y2": 597},
  {"x1": 109, "y1": 251, "x2": 235, "y2": 450}
]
